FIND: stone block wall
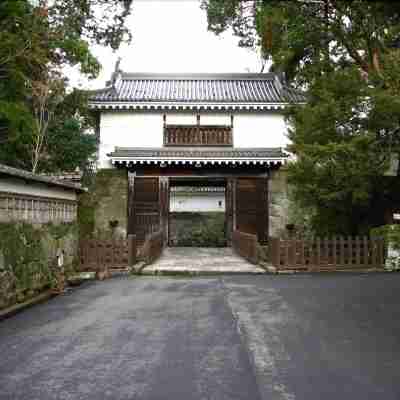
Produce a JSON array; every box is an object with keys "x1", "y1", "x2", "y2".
[
  {"x1": 0, "y1": 222, "x2": 78, "y2": 310},
  {"x1": 0, "y1": 166, "x2": 81, "y2": 311},
  {"x1": 269, "y1": 167, "x2": 290, "y2": 238},
  {"x1": 78, "y1": 169, "x2": 128, "y2": 239}
]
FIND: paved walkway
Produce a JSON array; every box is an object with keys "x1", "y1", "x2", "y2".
[{"x1": 142, "y1": 247, "x2": 266, "y2": 274}]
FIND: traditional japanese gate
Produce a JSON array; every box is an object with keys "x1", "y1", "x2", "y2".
[
  {"x1": 128, "y1": 174, "x2": 268, "y2": 249},
  {"x1": 128, "y1": 174, "x2": 169, "y2": 245},
  {"x1": 235, "y1": 177, "x2": 268, "y2": 244}
]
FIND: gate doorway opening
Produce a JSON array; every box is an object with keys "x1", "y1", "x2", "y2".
[{"x1": 168, "y1": 180, "x2": 227, "y2": 247}]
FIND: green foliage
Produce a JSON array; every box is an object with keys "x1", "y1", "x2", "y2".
[
  {"x1": 78, "y1": 169, "x2": 125, "y2": 238},
  {"x1": 0, "y1": 0, "x2": 132, "y2": 172},
  {"x1": 371, "y1": 225, "x2": 400, "y2": 250},
  {"x1": 173, "y1": 213, "x2": 227, "y2": 247},
  {"x1": 0, "y1": 222, "x2": 78, "y2": 306},
  {"x1": 78, "y1": 191, "x2": 96, "y2": 239},
  {"x1": 371, "y1": 224, "x2": 400, "y2": 271},
  {"x1": 204, "y1": 1, "x2": 400, "y2": 235}
]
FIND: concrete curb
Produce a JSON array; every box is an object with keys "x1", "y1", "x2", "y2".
[
  {"x1": 274, "y1": 268, "x2": 387, "y2": 274},
  {"x1": 139, "y1": 269, "x2": 266, "y2": 276},
  {"x1": 130, "y1": 262, "x2": 147, "y2": 275},
  {"x1": 0, "y1": 290, "x2": 55, "y2": 322}
]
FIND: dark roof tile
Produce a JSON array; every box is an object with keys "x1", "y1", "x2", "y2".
[
  {"x1": 109, "y1": 147, "x2": 288, "y2": 159},
  {"x1": 90, "y1": 72, "x2": 305, "y2": 104}
]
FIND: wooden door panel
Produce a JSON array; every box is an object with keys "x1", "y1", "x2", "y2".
[
  {"x1": 235, "y1": 177, "x2": 268, "y2": 243},
  {"x1": 131, "y1": 177, "x2": 160, "y2": 243}
]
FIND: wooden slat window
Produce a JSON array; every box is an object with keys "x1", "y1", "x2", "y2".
[{"x1": 164, "y1": 125, "x2": 233, "y2": 146}]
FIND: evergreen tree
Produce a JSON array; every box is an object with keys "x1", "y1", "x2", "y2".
[
  {"x1": 0, "y1": 0, "x2": 133, "y2": 173},
  {"x1": 203, "y1": 0, "x2": 400, "y2": 234}
]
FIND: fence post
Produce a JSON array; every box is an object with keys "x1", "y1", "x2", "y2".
[
  {"x1": 381, "y1": 237, "x2": 385, "y2": 268},
  {"x1": 332, "y1": 236, "x2": 337, "y2": 267},
  {"x1": 128, "y1": 234, "x2": 137, "y2": 267},
  {"x1": 289, "y1": 238, "x2": 296, "y2": 268},
  {"x1": 300, "y1": 238, "x2": 305, "y2": 267},
  {"x1": 340, "y1": 236, "x2": 345, "y2": 268},
  {"x1": 316, "y1": 237, "x2": 321, "y2": 271},
  {"x1": 371, "y1": 237, "x2": 377, "y2": 267},
  {"x1": 363, "y1": 236, "x2": 369, "y2": 267},
  {"x1": 355, "y1": 236, "x2": 360, "y2": 267},
  {"x1": 271, "y1": 237, "x2": 280, "y2": 268}
]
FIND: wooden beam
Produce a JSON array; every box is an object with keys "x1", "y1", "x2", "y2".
[{"x1": 127, "y1": 171, "x2": 136, "y2": 235}]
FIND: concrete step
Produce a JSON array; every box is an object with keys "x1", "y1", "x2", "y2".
[{"x1": 141, "y1": 247, "x2": 266, "y2": 275}]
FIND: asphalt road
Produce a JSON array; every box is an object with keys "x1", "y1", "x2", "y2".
[{"x1": 1, "y1": 274, "x2": 400, "y2": 400}]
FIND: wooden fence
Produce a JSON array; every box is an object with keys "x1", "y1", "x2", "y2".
[
  {"x1": 269, "y1": 236, "x2": 385, "y2": 271},
  {"x1": 232, "y1": 230, "x2": 259, "y2": 264},
  {"x1": 141, "y1": 229, "x2": 164, "y2": 265},
  {"x1": 79, "y1": 236, "x2": 137, "y2": 271}
]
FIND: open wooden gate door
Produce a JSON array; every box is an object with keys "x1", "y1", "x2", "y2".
[
  {"x1": 235, "y1": 177, "x2": 268, "y2": 244},
  {"x1": 128, "y1": 176, "x2": 160, "y2": 245},
  {"x1": 128, "y1": 174, "x2": 169, "y2": 246}
]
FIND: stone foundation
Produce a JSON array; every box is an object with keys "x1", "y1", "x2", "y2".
[
  {"x1": 269, "y1": 167, "x2": 290, "y2": 238},
  {"x1": 0, "y1": 222, "x2": 78, "y2": 310},
  {"x1": 79, "y1": 169, "x2": 128, "y2": 239}
]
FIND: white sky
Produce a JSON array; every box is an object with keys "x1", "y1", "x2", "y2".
[{"x1": 70, "y1": 0, "x2": 263, "y2": 89}]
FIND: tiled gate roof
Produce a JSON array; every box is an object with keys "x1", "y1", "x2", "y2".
[
  {"x1": 89, "y1": 72, "x2": 305, "y2": 110},
  {"x1": 108, "y1": 147, "x2": 289, "y2": 167}
]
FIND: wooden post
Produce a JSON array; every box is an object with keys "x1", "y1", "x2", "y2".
[
  {"x1": 346, "y1": 235, "x2": 351, "y2": 266},
  {"x1": 226, "y1": 178, "x2": 234, "y2": 245},
  {"x1": 371, "y1": 237, "x2": 377, "y2": 267},
  {"x1": 355, "y1": 236, "x2": 360, "y2": 267},
  {"x1": 300, "y1": 238, "x2": 305, "y2": 267},
  {"x1": 127, "y1": 171, "x2": 136, "y2": 235},
  {"x1": 232, "y1": 178, "x2": 237, "y2": 232},
  {"x1": 276, "y1": 237, "x2": 281, "y2": 268},
  {"x1": 324, "y1": 237, "x2": 329, "y2": 269},
  {"x1": 257, "y1": 176, "x2": 269, "y2": 245},
  {"x1": 378, "y1": 238, "x2": 384, "y2": 268},
  {"x1": 270, "y1": 237, "x2": 280, "y2": 268},
  {"x1": 289, "y1": 239, "x2": 296, "y2": 268},
  {"x1": 363, "y1": 236, "x2": 369, "y2": 267},
  {"x1": 340, "y1": 236, "x2": 345, "y2": 268},
  {"x1": 281, "y1": 240, "x2": 290, "y2": 267},
  {"x1": 333, "y1": 236, "x2": 337, "y2": 267},
  {"x1": 128, "y1": 234, "x2": 136, "y2": 267},
  {"x1": 316, "y1": 237, "x2": 321, "y2": 271},
  {"x1": 159, "y1": 177, "x2": 169, "y2": 245},
  {"x1": 308, "y1": 238, "x2": 314, "y2": 270}
]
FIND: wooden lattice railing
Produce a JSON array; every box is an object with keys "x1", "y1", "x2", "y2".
[
  {"x1": 79, "y1": 236, "x2": 137, "y2": 271},
  {"x1": 269, "y1": 236, "x2": 385, "y2": 271},
  {"x1": 164, "y1": 125, "x2": 233, "y2": 146},
  {"x1": 232, "y1": 230, "x2": 259, "y2": 264}
]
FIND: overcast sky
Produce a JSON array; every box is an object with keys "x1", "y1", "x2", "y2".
[{"x1": 70, "y1": 0, "x2": 263, "y2": 89}]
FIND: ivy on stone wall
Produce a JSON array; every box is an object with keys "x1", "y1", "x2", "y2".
[
  {"x1": 78, "y1": 169, "x2": 128, "y2": 239},
  {"x1": 0, "y1": 222, "x2": 78, "y2": 309}
]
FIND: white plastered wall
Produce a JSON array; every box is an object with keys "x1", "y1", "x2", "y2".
[
  {"x1": 166, "y1": 113, "x2": 196, "y2": 125},
  {"x1": 98, "y1": 110, "x2": 290, "y2": 168},
  {"x1": 166, "y1": 113, "x2": 231, "y2": 125},
  {"x1": 170, "y1": 193, "x2": 225, "y2": 212},
  {"x1": 99, "y1": 111, "x2": 164, "y2": 168},
  {"x1": 0, "y1": 177, "x2": 77, "y2": 201},
  {"x1": 233, "y1": 113, "x2": 289, "y2": 148},
  {"x1": 200, "y1": 113, "x2": 231, "y2": 125}
]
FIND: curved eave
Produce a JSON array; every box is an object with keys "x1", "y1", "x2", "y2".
[
  {"x1": 88, "y1": 101, "x2": 303, "y2": 112},
  {"x1": 110, "y1": 157, "x2": 287, "y2": 167}
]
